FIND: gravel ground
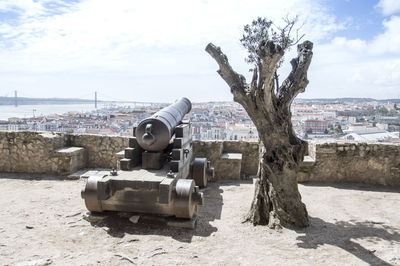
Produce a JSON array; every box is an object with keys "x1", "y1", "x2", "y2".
[{"x1": 0, "y1": 174, "x2": 399, "y2": 265}]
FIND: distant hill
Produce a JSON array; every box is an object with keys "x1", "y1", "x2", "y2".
[
  {"x1": 295, "y1": 98, "x2": 400, "y2": 104},
  {"x1": 0, "y1": 96, "x2": 103, "y2": 105},
  {"x1": 0, "y1": 96, "x2": 165, "y2": 106},
  {"x1": 1, "y1": 96, "x2": 399, "y2": 106},
  {"x1": 195, "y1": 98, "x2": 400, "y2": 105}
]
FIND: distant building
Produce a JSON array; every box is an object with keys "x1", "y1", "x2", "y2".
[
  {"x1": 346, "y1": 123, "x2": 386, "y2": 135},
  {"x1": 342, "y1": 131, "x2": 399, "y2": 142},
  {"x1": 39, "y1": 123, "x2": 58, "y2": 132},
  {"x1": 6, "y1": 122, "x2": 29, "y2": 131},
  {"x1": 227, "y1": 124, "x2": 258, "y2": 141},
  {"x1": 0, "y1": 121, "x2": 8, "y2": 131},
  {"x1": 304, "y1": 119, "x2": 328, "y2": 133},
  {"x1": 348, "y1": 116, "x2": 357, "y2": 123}
]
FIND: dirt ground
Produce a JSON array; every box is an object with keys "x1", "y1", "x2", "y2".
[{"x1": 0, "y1": 173, "x2": 399, "y2": 266}]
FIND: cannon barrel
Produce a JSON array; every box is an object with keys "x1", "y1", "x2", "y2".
[{"x1": 135, "y1": 97, "x2": 192, "y2": 151}]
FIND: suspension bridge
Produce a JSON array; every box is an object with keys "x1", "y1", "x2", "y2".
[{"x1": 0, "y1": 90, "x2": 165, "y2": 108}]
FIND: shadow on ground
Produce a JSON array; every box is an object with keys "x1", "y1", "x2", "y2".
[
  {"x1": 84, "y1": 181, "x2": 233, "y2": 243},
  {"x1": 296, "y1": 216, "x2": 400, "y2": 265}
]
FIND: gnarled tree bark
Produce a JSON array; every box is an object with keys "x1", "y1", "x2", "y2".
[{"x1": 206, "y1": 40, "x2": 313, "y2": 228}]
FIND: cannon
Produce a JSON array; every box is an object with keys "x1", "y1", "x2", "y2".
[
  {"x1": 136, "y1": 97, "x2": 191, "y2": 151},
  {"x1": 81, "y1": 98, "x2": 214, "y2": 223}
]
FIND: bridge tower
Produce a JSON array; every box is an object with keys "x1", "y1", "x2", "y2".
[
  {"x1": 95, "y1": 91, "x2": 97, "y2": 109},
  {"x1": 14, "y1": 90, "x2": 17, "y2": 107}
]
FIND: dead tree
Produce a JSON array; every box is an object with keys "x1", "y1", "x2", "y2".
[{"x1": 205, "y1": 39, "x2": 313, "y2": 228}]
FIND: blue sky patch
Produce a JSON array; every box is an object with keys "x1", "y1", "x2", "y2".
[{"x1": 326, "y1": 0, "x2": 384, "y2": 40}]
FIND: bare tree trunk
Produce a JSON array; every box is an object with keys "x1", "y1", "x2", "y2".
[{"x1": 206, "y1": 40, "x2": 313, "y2": 228}]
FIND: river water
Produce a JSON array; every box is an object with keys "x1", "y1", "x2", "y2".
[{"x1": 0, "y1": 103, "x2": 136, "y2": 120}]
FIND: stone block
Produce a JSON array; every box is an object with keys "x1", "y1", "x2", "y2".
[
  {"x1": 120, "y1": 158, "x2": 131, "y2": 170},
  {"x1": 221, "y1": 153, "x2": 242, "y2": 160},
  {"x1": 215, "y1": 153, "x2": 242, "y2": 180},
  {"x1": 55, "y1": 147, "x2": 87, "y2": 175},
  {"x1": 128, "y1": 137, "x2": 140, "y2": 149},
  {"x1": 124, "y1": 147, "x2": 135, "y2": 159},
  {"x1": 125, "y1": 147, "x2": 142, "y2": 167},
  {"x1": 317, "y1": 148, "x2": 336, "y2": 154},
  {"x1": 116, "y1": 150, "x2": 125, "y2": 159},
  {"x1": 301, "y1": 155, "x2": 316, "y2": 169}
]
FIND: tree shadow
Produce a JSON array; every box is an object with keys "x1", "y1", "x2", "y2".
[
  {"x1": 296, "y1": 216, "x2": 400, "y2": 265},
  {"x1": 84, "y1": 182, "x2": 224, "y2": 243}
]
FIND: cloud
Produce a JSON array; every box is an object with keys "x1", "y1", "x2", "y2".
[
  {"x1": 375, "y1": 0, "x2": 400, "y2": 16},
  {"x1": 370, "y1": 16, "x2": 400, "y2": 54},
  {"x1": 303, "y1": 15, "x2": 400, "y2": 99},
  {"x1": 0, "y1": 0, "x2": 45, "y2": 17},
  {"x1": 0, "y1": 0, "x2": 352, "y2": 101}
]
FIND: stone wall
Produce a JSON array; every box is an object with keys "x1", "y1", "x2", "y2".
[
  {"x1": 0, "y1": 131, "x2": 128, "y2": 174},
  {"x1": 299, "y1": 141, "x2": 400, "y2": 187},
  {"x1": 0, "y1": 131, "x2": 66, "y2": 173},
  {"x1": 192, "y1": 140, "x2": 259, "y2": 179},
  {"x1": 193, "y1": 140, "x2": 400, "y2": 186},
  {"x1": 0, "y1": 131, "x2": 399, "y2": 186},
  {"x1": 67, "y1": 134, "x2": 128, "y2": 169}
]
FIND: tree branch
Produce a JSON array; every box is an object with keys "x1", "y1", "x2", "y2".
[
  {"x1": 256, "y1": 41, "x2": 284, "y2": 103},
  {"x1": 278, "y1": 40, "x2": 313, "y2": 106},
  {"x1": 251, "y1": 67, "x2": 258, "y2": 93},
  {"x1": 205, "y1": 43, "x2": 248, "y2": 103}
]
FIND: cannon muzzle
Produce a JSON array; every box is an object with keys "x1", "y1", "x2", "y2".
[{"x1": 135, "y1": 97, "x2": 192, "y2": 151}]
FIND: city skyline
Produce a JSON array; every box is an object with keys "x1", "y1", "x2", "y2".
[
  {"x1": 1, "y1": 98, "x2": 398, "y2": 143},
  {"x1": 1, "y1": 0, "x2": 400, "y2": 102}
]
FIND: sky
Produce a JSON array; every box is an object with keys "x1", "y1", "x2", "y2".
[{"x1": 0, "y1": 0, "x2": 400, "y2": 102}]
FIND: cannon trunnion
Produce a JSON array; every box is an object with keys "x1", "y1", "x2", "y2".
[{"x1": 81, "y1": 98, "x2": 214, "y2": 223}]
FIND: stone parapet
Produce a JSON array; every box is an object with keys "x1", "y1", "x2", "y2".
[
  {"x1": 217, "y1": 153, "x2": 243, "y2": 180},
  {"x1": 192, "y1": 140, "x2": 259, "y2": 180},
  {"x1": 67, "y1": 134, "x2": 128, "y2": 169},
  {"x1": 0, "y1": 131, "x2": 399, "y2": 186},
  {"x1": 0, "y1": 131, "x2": 127, "y2": 174},
  {"x1": 55, "y1": 147, "x2": 87, "y2": 175},
  {"x1": 0, "y1": 131, "x2": 66, "y2": 173},
  {"x1": 299, "y1": 141, "x2": 400, "y2": 186}
]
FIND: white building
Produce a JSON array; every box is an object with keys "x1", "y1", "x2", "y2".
[{"x1": 227, "y1": 124, "x2": 258, "y2": 141}]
